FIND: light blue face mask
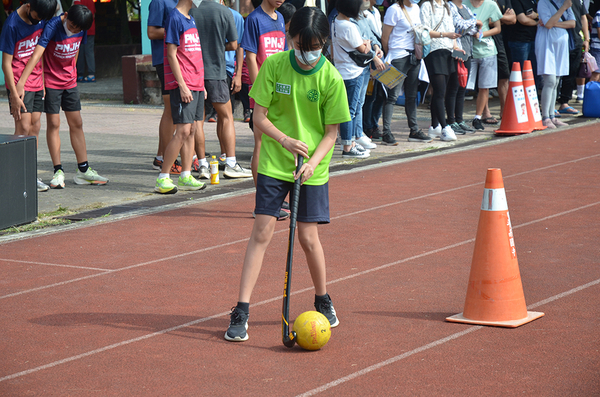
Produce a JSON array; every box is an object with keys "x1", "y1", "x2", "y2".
[
  {"x1": 409, "y1": 0, "x2": 420, "y2": 4},
  {"x1": 376, "y1": 0, "x2": 384, "y2": 4},
  {"x1": 296, "y1": 49, "x2": 322, "y2": 65}
]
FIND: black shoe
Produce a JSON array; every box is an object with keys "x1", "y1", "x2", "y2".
[
  {"x1": 206, "y1": 110, "x2": 217, "y2": 123},
  {"x1": 381, "y1": 132, "x2": 399, "y2": 146},
  {"x1": 458, "y1": 121, "x2": 476, "y2": 133},
  {"x1": 472, "y1": 118, "x2": 485, "y2": 131},
  {"x1": 407, "y1": 129, "x2": 433, "y2": 142},
  {"x1": 366, "y1": 127, "x2": 383, "y2": 142},
  {"x1": 224, "y1": 307, "x2": 249, "y2": 341},
  {"x1": 450, "y1": 122, "x2": 466, "y2": 135},
  {"x1": 243, "y1": 109, "x2": 251, "y2": 123},
  {"x1": 314, "y1": 294, "x2": 339, "y2": 327}
]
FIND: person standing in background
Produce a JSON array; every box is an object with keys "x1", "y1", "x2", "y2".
[{"x1": 74, "y1": 0, "x2": 96, "y2": 82}]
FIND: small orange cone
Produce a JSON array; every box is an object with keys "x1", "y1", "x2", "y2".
[
  {"x1": 495, "y1": 63, "x2": 533, "y2": 136},
  {"x1": 446, "y1": 169, "x2": 544, "y2": 327},
  {"x1": 522, "y1": 60, "x2": 546, "y2": 131}
]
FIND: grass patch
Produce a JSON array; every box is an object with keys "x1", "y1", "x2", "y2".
[{"x1": 0, "y1": 205, "x2": 74, "y2": 236}]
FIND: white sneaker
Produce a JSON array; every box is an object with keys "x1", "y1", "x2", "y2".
[
  {"x1": 224, "y1": 163, "x2": 252, "y2": 178},
  {"x1": 356, "y1": 135, "x2": 377, "y2": 150},
  {"x1": 440, "y1": 125, "x2": 457, "y2": 141},
  {"x1": 428, "y1": 125, "x2": 442, "y2": 139},
  {"x1": 199, "y1": 165, "x2": 210, "y2": 180},
  {"x1": 37, "y1": 178, "x2": 49, "y2": 192},
  {"x1": 353, "y1": 142, "x2": 370, "y2": 154},
  {"x1": 50, "y1": 169, "x2": 65, "y2": 189}
]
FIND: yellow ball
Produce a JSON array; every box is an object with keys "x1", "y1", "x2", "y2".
[{"x1": 293, "y1": 311, "x2": 331, "y2": 351}]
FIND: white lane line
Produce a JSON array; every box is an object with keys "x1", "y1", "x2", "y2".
[
  {"x1": 3, "y1": 152, "x2": 598, "y2": 300},
  {"x1": 296, "y1": 278, "x2": 600, "y2": 397},
  {"x1": 0, "y1": 259, "x2": 110, "y2": 272},
  {"x1": 1, "y1": 202, "x2": 598, "y2": 382}
]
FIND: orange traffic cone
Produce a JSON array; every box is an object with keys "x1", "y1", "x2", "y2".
[
  {"x1": 495, "y1": 63, "x2": 533, "y2": 136},
  {"x1": 446, "y1": 169, "x2": 544, "y2": 327},
  {"x1": 522, "y1": 60, "x2": 546, "y2": 131}
]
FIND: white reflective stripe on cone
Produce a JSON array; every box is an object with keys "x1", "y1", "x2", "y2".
[{"x1": 481, "y1": 188, "x2": 508, "y2": 211}]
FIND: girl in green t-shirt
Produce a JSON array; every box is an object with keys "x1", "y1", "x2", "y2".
[{"x1": 224, "y1": 7, "x2": 351, "y2": 343}]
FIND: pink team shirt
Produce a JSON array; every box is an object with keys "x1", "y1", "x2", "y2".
[
  {"x1": 163, "y1": 9, "x2": 204, "y2": 92},
  {"x1": 0, "y1": 11, "x2": 45, "y2": 91},
  {"x1": 38, "y1": 15, "x2": 87, "y2": 90}
]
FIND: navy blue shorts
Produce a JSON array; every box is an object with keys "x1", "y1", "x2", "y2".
[
  {"x1": 255, "y1": 173, "x2": 330, "y2": 224},
  {"x1": 44, "y1": 87, "x2": 81, "y2": 114}
]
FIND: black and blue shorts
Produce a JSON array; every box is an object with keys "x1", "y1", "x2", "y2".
[{"x1": 255, "y1": 173, "x2": 330, "y2": 224}]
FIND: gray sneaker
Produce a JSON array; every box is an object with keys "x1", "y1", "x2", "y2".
[
  {"x1": 407, "y1": 130, "x2": 433, "y2": 143},
  {"x1": 342, "y1": 146, "x2": 369, "y2": 159},
  {"x1": 224, "y1": 163, "x2": 252, "y2": 178},
  {"x1": 224, "y1": 307, "x2": 249, "y2": 342},
  {"x1": 450, "y1": 122, "x2": 466, "y2": 135}
]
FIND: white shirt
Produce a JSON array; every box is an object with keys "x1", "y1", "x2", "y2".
[
  {"x1": 332, "y1": 17, "x2": 365, "y2": 80},
  {"x1": 420, "y1": 0, "x2": 455, "y2": 53},
  {"x1": 384, "y1": 3, "x2": 420, "y2": 62},
  {"x1": 364, "y1": 7, "x2": 383, "y2": 38}
]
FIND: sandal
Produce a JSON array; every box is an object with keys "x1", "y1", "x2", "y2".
[
  {"x1": 82, "y1": 75, "x2": 96, "y2": 83},
  {"x1": 481, "y1": 116, "x2": 499, "y2": 125},
  {"x1": 557, "y1": 106, "x2": 578, "y2": 115},
  {"x1": 77, "y1": 76, "x2": 84, "y2": 82}
]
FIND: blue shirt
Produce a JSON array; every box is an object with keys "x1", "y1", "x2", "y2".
[
  {"x1": 225, "y1": 8, "x2": 244, "y2": 78},
  {"x1": 148, "y1": 0, "x2": 177, "y2": 66}
]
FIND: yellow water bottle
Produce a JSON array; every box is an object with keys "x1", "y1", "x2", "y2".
[{"x1": 210, "y1": 155, "x2": 219, "y2": 185}]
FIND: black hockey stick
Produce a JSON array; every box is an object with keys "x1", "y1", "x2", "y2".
[{"x1": 282, "y1": 156, "x2": 304, "y2": 348}]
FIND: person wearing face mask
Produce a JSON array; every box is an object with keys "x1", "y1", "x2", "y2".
[
  {"x1": 241, "y1": 0, "x2": 290, "y2": 220},
  {"x1": 0, "y1": 0, "x2": 57, "y2": 192},
  {"x1": 225, "y1": 7, "x2": 350, "y2": 342},
  {"x1": 16, "y1": 4, "x2": 109, "y2": 189}
]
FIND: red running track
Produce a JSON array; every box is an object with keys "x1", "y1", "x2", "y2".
[{"x1": 1, "y1": 125, "x2": 599, "y2": 396}]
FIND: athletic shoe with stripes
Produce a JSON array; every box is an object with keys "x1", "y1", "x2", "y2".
[
  {"x1": 73, "y1": 168, "x2": 109, "y2": 185},
  {"x1": 178, "y1": 174, "x2": 205, "y2": 191},
  {"x1": 315, "y1": 294, "x2": 339, "y2": 327},
  {"x1": 199, "y1": 165, "x2": 210, "y2": 180},
  {"x1": 224, "y1": 163, "x2": 252, "y2": 178},
  {"x1": 50, "y1": 169, "x2": 65, "y2": 189},
  {"x1": 191, "y1": 157, "x2": 200, "y2": 172},
  {"x1": 153, "y1": 158, "x2": 182, "y2": 174},
  {"x1": 224, "y1": 307, "x2": 249, "y2": 341},
  {"x1": 155, "y1": 177, "x2": 177, "y2": 194}
]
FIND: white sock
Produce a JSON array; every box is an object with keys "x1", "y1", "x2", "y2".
[
  {"x1": 181, "y1": 171, "x2": 191, "y2": 178},
  {"x1": 156, "y1": 156, "x2": 163, "y2": 161},
  {"x1": 192, "y1": 155, "x2": 197, "y2": 160},
  {"x1": 226, "y1": 157, "x2": 237, "y2": 168},
  {"x1": 474, "y1": 115, "x2": 482, "y2": 120},
  {"x1": 158, "y1": 173, "x2": 169, "y2": 179},
  {"x1": 577, "y1": 85, "x2": 584, "y2": 98},
  {"x1": 199, "y1": 158, "x2": 209, "y2": 167}
]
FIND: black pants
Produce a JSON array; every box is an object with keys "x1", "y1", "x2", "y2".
[
  {"x1": 557, "y1": 48, "x2": 582, "y2": 105},
  {"x1": 445, "y1": 58, "x2": 472, "y2": 124}
]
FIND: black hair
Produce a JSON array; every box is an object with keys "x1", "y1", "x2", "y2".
[
  {"x1": 427, "y1": 0, "x2": 450, "y2": 16},
  {"x1": 326, "y1": 0, "x2": 337, "y2": 17},
  {"x1": 67, "y1": 4, "x2": 93, "y2": 31},
  {"x1": 278, "y1": 2, "x2": 296, "y2": 25},
  {"x1": 336, "y1": 0, "x2": 363, "y2": 20},
  {"x1": 288, "y1": 6, "x2": 329, "y2": 64},
  {"x1": 251, "y1": 0, "x2": 263, "y2": 9},
  {"x1": 28, "y1": 0, "x2": 58, "y2": 21}
]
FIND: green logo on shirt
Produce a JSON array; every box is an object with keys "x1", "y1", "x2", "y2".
[
  {"x1": 307, "y1": 89, "x2": 319, "y2": 102},
  {"x1": 276, "y1": 83, "x2": 291, "y2": 95}
]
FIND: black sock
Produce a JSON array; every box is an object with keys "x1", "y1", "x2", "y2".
[
  {"x1": 78, "y1": 161, "x2": 89, "y2": 173},
  {"x1": 236, "y1": 302, "x2": 250, "y2": 314},
  {"x1": 53, "y1": 164, "x2": 63, "y2": 174}
]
